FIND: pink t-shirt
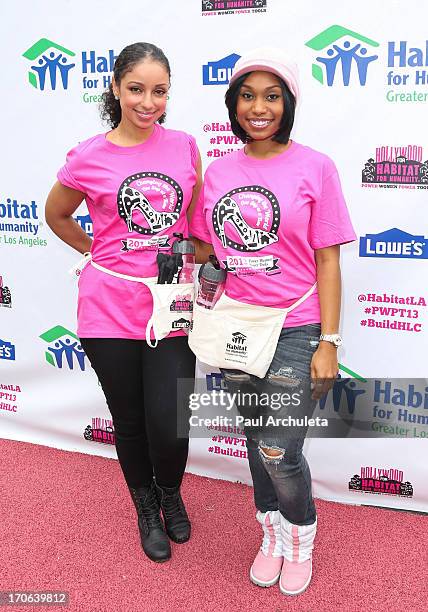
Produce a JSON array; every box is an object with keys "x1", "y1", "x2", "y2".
[
  {"x1": 190, "y1": 142, "x2": 356, "y2": 327},
  {"x1": 57, "y1": 123, "x2": 198, "y2": 339}
]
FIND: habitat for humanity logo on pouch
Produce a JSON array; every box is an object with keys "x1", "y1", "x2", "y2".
[
  {"x1": 22, "y1": 38, "x2": 76, "y2": 90},
  {"x1": 0, "y1": 276, "x2": 12, "y2": 308},
  {"x1": 84, "y1": 417, "x2": 115, "y2": 445},
  {"x1": 362, "y1": 145, "x2": 428, "y2": 188},
  {"x1": 0, "y1": 196, "x2": 46, "y2": 248},
  {"x1": 117, "y1": 172, "x2": 183, "y2": 252},
  {"x1": 203, "y1": 53, "x2": 241, "y2": 85},
  {"x1": 360, "y1": 228, "x2": 428, "y2": 259},
  {"x1": 305, "y1": 25, "x2": 379, "y2": 86},
  {"x1": 212, "y1": 186, "x2": 281, "y2": 275},
  {"x1": 39, "y1": 326, "x2": 87, "y2": 371},
  {"x1": 349, "y1": 466, "x2": 413, "y2": 497},
  {"x1": 201, "y1": 0, "x2": 267, "y2": 16}
]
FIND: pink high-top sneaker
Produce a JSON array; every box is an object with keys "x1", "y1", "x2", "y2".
[
  {"x1": 279, "y1": 515, "x2": 317, "y2": 596},
  {"x1": 250, "y1": 510, "x2": 283, "y2": 587}
]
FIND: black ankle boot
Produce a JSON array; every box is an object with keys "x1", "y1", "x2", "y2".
[
  {"x1": 155, "y1": 483, "x2": 191, "y2": 544},
  {"x1": 129, "y1": 482, "x2": 171, "y2": 562}
]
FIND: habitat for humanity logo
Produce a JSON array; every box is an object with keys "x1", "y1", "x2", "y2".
[
  {"x1": 360, "y1": 228, "x2": 428, "y2": 259},
  {"x1": 202, "y1": 0, "x2": 266, "y2": 14},
  {"x1": 39, "y1": 326, "x2": 87, "y2": 371},
  {"x1": 305, "y1": 25, "x2": 379, "y2": 86},
  {"x1": 203, "y1": 53, "x2": 241, "y2": 85},
  {"x1": 349, "y1": 466, "x2": 413, "y2": 497},
  {"x1": 0, "y1": 339, "x2": 16, "y2": 361},
  {"x1": 84, "y1": 417, "x2": 115, "y2": 445},
  {"x1": 22, "y1": 38, "x2": 76, "y2": 90},
  {"x1": 0, "y1": 196, "x2": 46, "y2": 248},
  {"x1": 22, "y1": 38, "x2": 117, "y2": 104},
  {"x1": 362, "y1": 145, "x2": 428, "y2": 186}
]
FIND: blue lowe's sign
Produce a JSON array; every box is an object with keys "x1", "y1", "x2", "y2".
[
  {"x1": 359, "y1": 228, "x2": 428, "y2": 259},
  {"x1": 203, "y1": 54, "x2": 241, "y2": 85}
]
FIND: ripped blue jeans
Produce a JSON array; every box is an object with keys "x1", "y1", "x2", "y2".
[{"x1": 222, "y1": 323, "x2": 321, "y2": 526}]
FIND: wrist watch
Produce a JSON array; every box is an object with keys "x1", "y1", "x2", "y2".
[{"x1": 319, "y1": 333, "x2": 343, "y2": 348}]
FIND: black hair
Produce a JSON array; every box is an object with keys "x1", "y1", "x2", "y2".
[
  {"x1": 100, "y1": 42, "x2": 171, "y2": 128},
  {"x1": 224, "y1": 72, "x2": 296, "y2": 144}
]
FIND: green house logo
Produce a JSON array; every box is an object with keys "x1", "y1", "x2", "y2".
[
  {"x1": 40, "y1": 325, "x2": 86, "y2": 370},
  {"x1": 305, "y1": 25, "x2": 379, "y2": 86},
  {"x1": 22, "y1": 38, "x2": 76, "y2": 90}
]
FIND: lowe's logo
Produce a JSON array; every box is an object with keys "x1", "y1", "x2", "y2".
[
  {"x1": 0, "y1": 339, "x2": 16, "y2": 361},
  {"x1": 74, "y1": 213, "x2": 93, "y2": 237},
  {"x1": 203, "y1": 53, "x2": 240, "y2": 85},
  {"x1": 359, "y1": 228, "x2": 428, "y2": 259}
]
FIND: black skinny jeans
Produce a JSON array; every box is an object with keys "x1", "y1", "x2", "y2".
[{"x1": 80, "y1": 336, "x2": 195, "y2": 489}]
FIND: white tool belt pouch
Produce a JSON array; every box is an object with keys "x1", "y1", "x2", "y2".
[
  {"x1": 144, "y1": 280, "x2": 195, "y2": 348},
  {"x1": 73, "y1": 257, "x2": 195, "y2": 349},
  {"x1": 189, "y1": 284, "x2": 317, "y2": 379}
]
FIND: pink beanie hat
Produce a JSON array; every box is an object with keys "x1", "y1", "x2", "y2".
[{"x1": 229, "y1": 47, "x2": 300, "y2": 105}]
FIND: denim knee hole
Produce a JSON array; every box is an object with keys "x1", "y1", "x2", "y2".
[
  {"x1": 258, "y1": 441, "x2": 285, "y2": 465},
  {"x1": 267, "y1": 366, "x2": 301, "y2": 388}
]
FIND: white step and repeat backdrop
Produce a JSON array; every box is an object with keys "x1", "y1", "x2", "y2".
[{"x1": 1, "y1": 1, "x2": 427, "y2": 512}]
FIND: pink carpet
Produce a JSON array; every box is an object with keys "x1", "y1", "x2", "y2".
[{"x1": 0, "y1": 438, "x2": 426, "y2": 612}]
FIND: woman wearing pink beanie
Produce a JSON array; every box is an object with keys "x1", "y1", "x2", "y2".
[{"x1": 190, "y1": 47, "x2": 356, "y2": 595}]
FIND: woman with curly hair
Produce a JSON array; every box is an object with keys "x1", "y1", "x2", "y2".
[{"x1": 45, "y1": 42, "x2": 201, "y2": 563}]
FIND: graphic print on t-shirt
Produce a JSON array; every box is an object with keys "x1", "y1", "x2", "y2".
[
  {"x1": 212, "y1": 185, "x2": 281, "y2": 275},
  {"x1": 117, "y1": 172, "x2": 184, "y2": 237}
]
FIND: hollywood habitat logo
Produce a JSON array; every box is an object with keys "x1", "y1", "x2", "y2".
[
  {"x1": 359, "y1": 228, "x2": 428, "y2": 259},
  {"x1": 0, "y1": 276, "x2": 12, "y2": 308},
  {"x1": 362, "y1": 145, "x2": 428, "y2": 187},
  {"x1": 0, "y1": 383, "x2": 22, "y2": 414},
  {"x1": 39, "y1": 326, "x2": 87, "y2": 371},
  {"x1": 84, "y1": 417, "x2": 115, "y2": 445},
  {"x1": 202, "y1": 0, "x2": 267, "y2": 15},
  {"x1": 0, "y1": 339, "x2": 16, "y2": 361},
  {"x1": 170, "y1": 294, "x2": 193, "y2": 312},
  {"x1": 349, "y1": 466, "x2": 413, "y2": 497},
  {"x1": 203, "y1": 54, "x2": 241, "y2": 85},
  {"x1": 23, "y1": 38, "x2": 76, "y2": 90},
  {"x1": 305, "y1": 25, "x2": 379, "y2": 86}
]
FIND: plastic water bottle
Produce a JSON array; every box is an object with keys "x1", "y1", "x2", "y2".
[
  {"x1": 172, "y1": 233, "x2": 195, "y2": 283},
  {"x1": 197, "y1": 256, "x2": 226, "y2": 309}
]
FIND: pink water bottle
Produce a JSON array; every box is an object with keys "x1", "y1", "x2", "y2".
[
  {"x1": 172, "y1": 233, "x2": 195, "y2": 283},
  {"x1": 197, "y1": 256, "x2": 226, "y2": 309}
]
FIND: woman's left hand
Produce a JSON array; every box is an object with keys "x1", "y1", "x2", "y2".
[{"x1": 310, "y1": 342, "x2": 339, "y2": 400}]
